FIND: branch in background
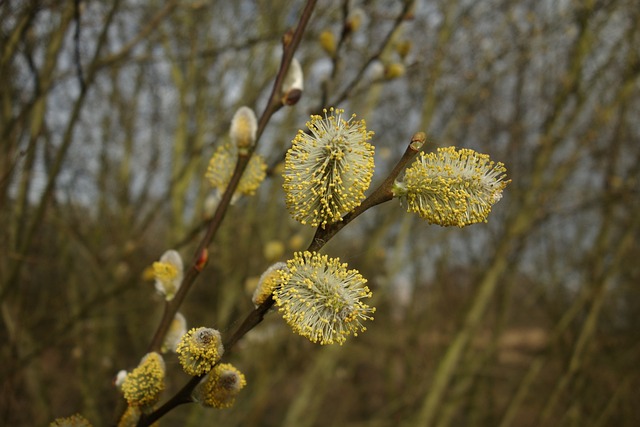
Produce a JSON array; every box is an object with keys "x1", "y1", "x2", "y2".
[
  {"x1": 73, "y1": 0, "x2": 85, "y2": 92},
  {"x1": 144, "y1": 0, "x2": 318, "y2": 355},
  {"x1": 134, "y1": 2, "x2": 319, "y2": 424}
]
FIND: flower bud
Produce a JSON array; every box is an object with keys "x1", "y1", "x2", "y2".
[
  {"x1": 410, "y1": 132, "x2": 427, "y2": 151},
  {"x1": 176, "y1": 327, "x2": 224, "y2": 376},
  {"x1": 230, "y1": 106, "x2": 257, "y2": 155},
  {"x1": 162, "y1": 312, "x2": 187, "y2": 353},
  {"x1": 114, "y1": 370, "x2": 128, "y2": 389},
  {"x1": 193, "y1": 363, "x2": 247, "y2": 409},
  {"x1": 281, "y1": 58, "x2": 304, "y2": 106},
  {"x1": 345, "y1": 8, "x2": 365, "y2": 33},
  {"x1": 153, "y1": 250, "x2": 183, "y2": 301},
  {"x1": 395, "y1": 39, "x2": 412, "y2": 59},
  {"x1": 121, "y1": 352, "x2": 166, "y2": 408},
  {"x1": 203, "y1": 193, "x2": 220, "y2": 218},
  {"x1": 50, "y1": 414, "x2": 93, "y2": 426},
  {"x1": 252, "y1": 262, "x2": 287, "y2": 307},
  {"x1": 206, "y1": 143, "x2": 267, "y2": 203},
  {"x1": 287, "y1": 233, "x2": 306, "y2": 251},
  {"x1": 384, "y1": 62, "x2": 406, "y2": 79},
  {"x1": 195, "y1": 248, "x2": 209, "y2": 272},
  {"x1": 319, "y1": 30, "x2": 336, "y2": 56}
]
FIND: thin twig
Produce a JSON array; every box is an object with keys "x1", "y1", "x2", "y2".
[
  {"x1": 133, "y1": 2, "x2": 318, "y2": 425},
  {"x1": 137, "y1": 130, "x2": 424, "y2": 426},
  {"x1": 309, "y1": 131, "x2": 425, "y2": 251},
  {"x1": 144, "y1": 0, "x2": 317, "y2": 356},
  {"x1": 73, "y1": 0, "x2": 85, "y2": 91}
]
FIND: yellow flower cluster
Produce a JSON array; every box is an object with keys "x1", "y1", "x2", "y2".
[
  {"x1": 152, "y1": 262, "x2": 177, "y2": 282},
  {"x1": 152, "y1": 250, "x2": 183, "y2": 301},
  {"x1": 121, "y1": 352, "x2": 166, "y2": 408},
  {"x1": 176, "y1": 327, "x2": 224, "y2": 376},
  {"x1": 50, "y1": 414, "x2": 92, "y2": 427},
  {"x1": 194, "y1": 363, "x2": 247, "y2": 409},
  {"x1": 273, "y1": 251, "x2": 375, "y2": 345},
  {"x1": 252, "y1": 262, "x2": 287, "y2": 307},
  {"x1": 205, "y1": 143, "x2": 267, "y2": 199},
  {"x1": 394, "y1": 147, "x2": 509, "y2": 227},
  {"x1": 283, "y1": 108, "x2": 375, "y2": 228}
]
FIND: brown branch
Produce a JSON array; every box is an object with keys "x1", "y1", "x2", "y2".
[
  {"x1": 137, "y1": 129, "x2": 423, "y2": 427},
  {"x1": 309, "y1": 131, "x2": 425, "y2": 251},
  {"x1": 73, "y1": 0, "x2": 85, "y2": 91},
  {"x1": 132, "y1": 1, "x2": 318, "y2": 424},
  {"x1": 330, "y1": 0, "x2": 416, "y2": 107},
  {"x1": 144, "y1": 0, "x2": 317, "y2": 356}
]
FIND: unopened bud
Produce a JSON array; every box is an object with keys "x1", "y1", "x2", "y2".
[
  {"x1": 319, "y1": 30, "x2": 336, "y2": 56},
  {"x1": 281, "y1": 58, "x2": 304, "y2": 106},
  {"x1": 195, "y1": 248, "x2": 209, "y2": 272},
  {"x1": 263, "y1": 240, "x2": 285, "y2": 262},
  {"x1": 384, "y1": 63, "x2": 406, "y2": 79},
  {"x1": 50, "y1": 414, "x2": 93, "y2": 427},
  {"x1": 345, "y1": 8, "x2": 365, "y2": 33},
  {"x1": 230, "y1": 106, "x2": 257, "y2": 155},
  {"x1": 114, "y1": 370, "x2": 128, "y2": 389},
  {"x1": 396, "y1": 40, "x2": 412, "y2": 59},
  {"x1": 153, "y1": 250, "x2": 183, "y2": 301},
  {"x1": 252, "y1": 262, "x2": 287, "y2": 307},
  {"x1": 162, "y1": 312, "x2": 187, "y2": 353},
  {"x1": 282, "y1": 28, "x2": 294, "y2": 48},
  {"x1": 410, "y1": 132, "x2": 427, "y2": 151}
]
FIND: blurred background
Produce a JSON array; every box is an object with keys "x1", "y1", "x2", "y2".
[{"x1": 1, "y1": 0, "x2": 639, "y2": 426}]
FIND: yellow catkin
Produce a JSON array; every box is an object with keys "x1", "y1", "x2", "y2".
[
  {"x1": 176, "y1": 327, "x2": 224, "y2": 376},
  {"x1": 121, "y1": 352, "x2": 166, "y2": 408},
  {"x1": 252, "y1": 262, "x2": 287, "y2": 306},
  {"x1": 205, "y1": 143, "x2": 267, "y2": 197},
  {"x1": 50, "y1": 414, "x2": 93, "y2": 427},
  {"x1": 394, "y1": 147, "x2": 510, "y2": 227},
  {"x1": 195, "y1": 363, "x2": 247, "y2": 409},
  {"x1": 152, "y1": 250, "x2": 183, "y2": 301},
  {"x1": 283, "y1": 108, "x2": 375, "y2": 228},
  {"x1": 273, "y1": 251, "x2": 375, "y2": 345}
]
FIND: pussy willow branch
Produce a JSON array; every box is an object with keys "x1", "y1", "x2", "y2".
[
  {"x1": 139, "y1": 297, "x2": 276, "y2": 425},
  {"x1": 310, "y1": 131, "x2": 425, "y2": 251},
  {"x1": 138, "y1": 131, "x2": 425, "y2": 427},
  {"x1": 145, "y1": 0, "x2": 317, "y2": 355},
  {"x1": 221, "y1": 132, "x2": 426, "y2": 337},
  {"x1": 327, "y1": 0, "x2": 416, "y2": 108},
  {"x1": 133, "y1": 2, "x2": 318, "y2": 425}
]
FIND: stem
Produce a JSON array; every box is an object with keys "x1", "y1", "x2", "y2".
[
  {"x1": 146, "y1": 154, "x2": 250, "y2": 353},
  {"x1": 309, "y1": 131, "x2": 425, "y2": 251},
  {"x1": 137, "y1": 130, "x2": 424, "y2": 426},
  {"x1": 145, "y1": 0, "x2": 318, "y2": 355},
  {"x1": 131, "y1": 2, "x2": 318, "y2": 425},
  {"x1": 140, "y1": 296, "x2": 275, "y2": 426}
]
